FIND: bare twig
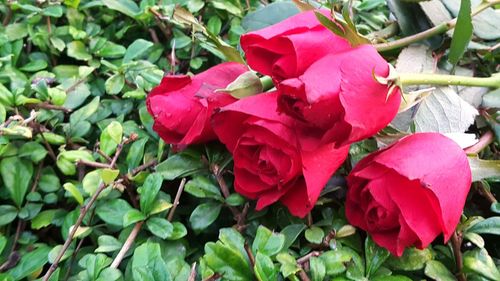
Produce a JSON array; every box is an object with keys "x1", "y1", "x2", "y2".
[
  {"x1": 188, "y1": 262, "x2": 197, "y2": 281},
  {"x1": 26, "y1": 102, "x2": 72, "y2": 113},
  {"x1": 298, "y1": 269, "x2": 311, "y2": 281},
  {"x1": 244, "y1": 243, "x2": 255, "y2": 267},
  {"x1": 39, "y1": 132, "x2": 57, "y2": 162},
  {"x1": 42, "y1": 140, "x2": 128, "y2": 281},
  {"x1": 77, "y1": 159, "x2": 112, "y2": 169},
  {"x1": 167, "y1": 178, "x2": 187, "y2": 221},
  {"x1": 111, "y1": 221, "x2": 144, "y2": 269},
  {"x1": 476, "y1": 182, "x2": 497, "y2": 204},
  {"x1": 130, "y1": 160, "x2": 157, "y2": 177},
  {"x1": 0, "y1": 252, "x2": 20, "y2": 272},
  {"x1": 451, "y1": 231, "x2": 466, "y2": 281},
  {"x1": 297, "y1": 251, "x2": 322, "y2": 265},
  {"x1": 149, "y1": 8, "x2": 172, "y2": 40},
  {"x1": 149, "y1": 28, "x2": 160, "y2": 44},
  {"x1": 97, "y1": 149, "x2": 113, "y2": 163}
]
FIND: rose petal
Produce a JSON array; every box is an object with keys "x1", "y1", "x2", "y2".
[
  {"x1": 301, "y1": 143, "x2": 349, "y2": 209},
  {"x1": 279, "y1": 178, "x2": 311, "y2": 218},
  {"x1": 373, "y1": 133, "x2": 471, "y2": 240}
]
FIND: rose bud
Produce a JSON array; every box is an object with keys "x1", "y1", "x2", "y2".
[
  {"x1": 345, "y1": 133, "x2": 471, "y2": 256},
  {"x1": 277, "y1": 44, "x2": 401, "y2": 149},
  {"x1": 240, "y1": 10, "x2": 351, "y2": 81},
  {"x1": 146, "y1": 62, "x2": 248, "y2": 148},
  {"x1": 212, "y1": 91, "x2": 349, "y2": 217}
]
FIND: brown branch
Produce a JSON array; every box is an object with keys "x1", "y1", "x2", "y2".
[
  {"x1": 39, "y1": 132, "x2": 57, "y2": 162},
  {"x1": 167, "y1": 178, "x2": 187, "y2": 221},
  {"x1": 149, "y1": 8, "x2": 172, "y2": 40},
  {"x1": 42, "y1": 140, "x2": 129, "y2": 281},
  {"x1": 297, "y1": 251, "x2": 322, "y2": 265},
  {"x1": 97, "y1": 149, "x2": 113, "y2": 163},
  {"x1": 2, "y1": 4, "x2": 12, "y2": 26},
  {"x1": 111, "y1": 221, "x2": 144, "y2": 268},
  {"x1": 31, "y1": 162, "x2": 43, "y2": 192},
  {"x1": 77, "y1": 159, "x2": 111, "y2": 169},
  {"x1": 26, "y1": 102, "x2": 72, "y2": 113},
  {"x1": 0, "y1": 252, "x2": 20, "y2": 272},
  {"x1": 476, "y1": 182, "x2": 497, "y2": 204},
  {"x1": 244, "y1": 242, "x2": 255, "y2": 267},
  {"x1": 130, "y1": 160, "x2": 157, "y2": 177},
  {"x1": 298, "y1": 269, "x2": 311, "y2": 281},
  {"x1": 149, "y1": 28, "x2": 160, "y2": 44},
  {"x1": 451, "y1": 231, "x2": 466, "y2": 281}
]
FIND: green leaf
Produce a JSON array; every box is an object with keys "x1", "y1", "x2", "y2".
[
  {"x1": 138, "y1": 173, "x2": 163, "y2": 216},
  {"x1": 203, "y1": 235, "x2": 252, "y2": 281},
  {"x1": 482, "y1": 89, "x2": 500, "y2": 108},
  {"x1": 5, "y1": 23, "x2": 28, "y2": 41},
  {"x1": 96, "y1": 235, "x2": 122, "y2": 253},
  {"x1": 365, "y1": 236, "x2": 391, "y2": 277},
  {"x1": 7, "y1": 246, "x2": 50, "y2": 279},
  {"x1": 207, "y1": 16, "x2": 222, "y2": 35},
  {"x1": 104, "y1": 74, "x2": 125, "y2": 95},
  {"x1": 210, "y1": 0, "x2": 242, "y2": 16},
  {"x1": 0, "y1": 205, "x2": 18, "y2": 226},
  {"x1": 169, "y1": 222, "x2": 188, "y2": 240},
  {"x1": 31, "y1": 209, "x2": 58, "y2": 229},
  {"x1": 252, "y1": 225, "x2": 286, "y2": 257},
  {"x1": 19, "y1": 60, "x2": 48, "y2": 72},
  {"x1": 320, "y1": 249, "x2": 354, "y2": 276},
  {"x1": 126, "y1": 137, "x2": 148, "y2": 171},
  {"x1": 67, "y1": 41, "x2": 92, "y2": 61},
  {"x1": 305, "y1": 226, "x2": 324, "y2": 244},
  {"x1": 241, "y1": 2, "x2": 299, "y2": 31},
  {"x1": 189, "y1": 202, "x2": 222, "y2": 231},
  {"x1": 18, "y1": 141, "x2": 46, "y2": 162},
  {"x1": 132, "y1": 241, "x2": 169, "y2": 281},
  {"x1": 95, "y1": 41, "x2": 126, "y2": 58},
  {"x1": 184, "y1": 176, "x2": 223, "y2": 200},
  {"x1": 43, "y1": 5, "x2": 63, "y2": 17},
  {"x1": 82, "y1": 170, "x2": 103, "y2": 196},
  {"x1": 468, "y1": 156, "x2": 500, "y2": 182},
  {"x1": 424, "y1": 260, "x2": 456, "y2": 281},
  {"x1": 276, "y1": 252, "x2": 300, "y2": 278},
  {"x1": 310, "y1": 256, "x2": 326, "y2": 281},
  {"x1": 78, "y1": 254, "x2": 112, "y2": 280},
  {"x1": 156, "y1": 151, "x2": 205, "y2": 180},
  {"x1": 281, "y1": 223, "x2": 306, "y2": 250},
  {"x1": 124, "y1": 39, "x2": 154, "y2": 63},
  {"x1": 463, "y1": 248, "x2": 500, "y2": 281},
  {"x1": 100, "y1": 121, "x2": 123, "y2": 155},
  {"x1": 254, "y1": 253, "x2": 278, "y2": 281},
  {"x1": 0, "y1": 157, "x2": 33, "y2": 207},
  {"x1": 146, "y1": 217, "x2": 174, "y2": 239},
  {"x1": 386, "y1": 247, "x2": 433, "y2": 271},
  {"x1": 100, "y1": 169, "x2": 119, "y2": 184},
  {"x1": 96, "y1": 267, "x2": 122, "y2": 281},
  {"x1": 96, "y1": 198, "x2": 133, "y2": 226},
  {"x1": 225, "y1": 193, "x2": 246, "y2": 206},
  {"x1": 123, "y1": 209, "x2": 146, "y2": 227},
  {"x1": 102, "y1": 0, "x2": 140, "y2": 18},
  {"x1": 468, "y1": 217, "x2": 500, "y2": 235},
  {"x1": 448, "y1": 0, "x2": 472, "y2": 66}
]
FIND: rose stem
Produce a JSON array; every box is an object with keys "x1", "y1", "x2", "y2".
[
  {"x1": 167, "y1": 178, "x2": 187, "y2": 221},
  {"x1": 399, "y1": 72, "x2": 500, "y2": 88},
  {"x1": 464, "y1": 131, "x2": 494, "y2": 154},
  {"x1": 110, "y1": 221, "x2": 144, "y2": 269},
  {"x1": 260, "y1": 76, "x2": 274, "y2": 91},
  {"x1": 42, "y1": 139, "x2": 132, "y2": 281},
  {"x1": 374, "y1": 0, "x2": 500, "y2": 52},
  {"x1": 451, "y1": 231, "x2": 466, "y2": 281}
]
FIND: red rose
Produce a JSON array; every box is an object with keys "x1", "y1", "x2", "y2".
[
  {"x1": 240, "y1": 10, "x2": 351, "y2": 81},
  {"x1": 277, "y1": 45, "x2": 401, "y2": 148},
  {"x1": 212, "y1": 92, "x2": 349, "y2": 217},
  {"x1": 147, "y1": 62, "x2": 248, "y2": 147},
  {"x1": 346, "y1": 133, "x2": 471, "y2": 256}
]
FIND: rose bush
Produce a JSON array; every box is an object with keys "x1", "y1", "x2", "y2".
[
  {"x1": 146, "y1": 62, "x2": 248, "y2": 148},
  {"x1": 240, "y1": 10, "x2": 351, "y2": 81},
  {"x1": 212, "y1": 92, "x2": 349, "y2": 217},
  {"x1": 277, "y1": 45, "x2": 401, "y2": 148},
  {"x1": 345, "y1": 133, "x2": 471, "y2": 256}
]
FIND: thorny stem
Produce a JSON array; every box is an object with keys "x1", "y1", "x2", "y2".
[
  {"x1": 399, "y1": 73, "x2": 500, "y2": 88},
  {"x1": 374, "y1": 0, "x2": 500, "y2": 52}
]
